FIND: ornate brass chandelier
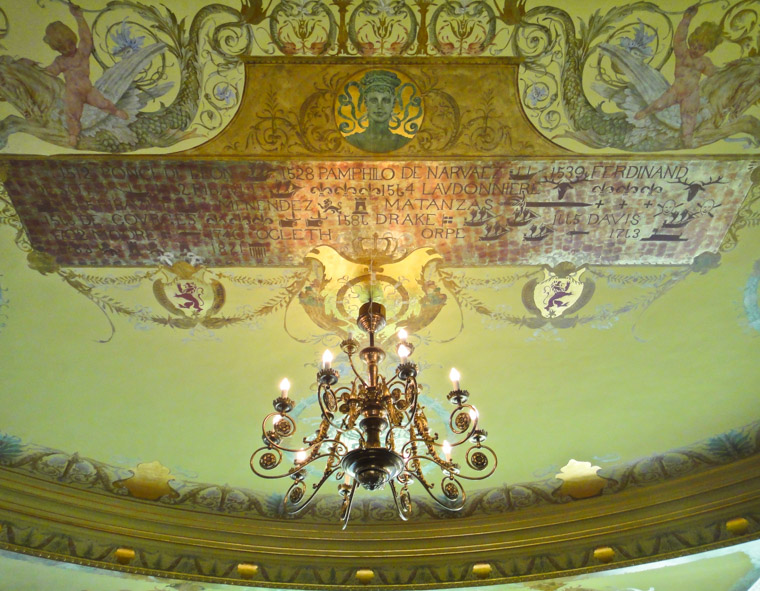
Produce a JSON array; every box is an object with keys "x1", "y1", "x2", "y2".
[{"x1": 250, "y1": 301, "x2": 496, "y2": 528}]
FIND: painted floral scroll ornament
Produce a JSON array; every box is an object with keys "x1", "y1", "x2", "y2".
[{"x1": 286, "y1": 244, "x2": 457, "y2": 345}]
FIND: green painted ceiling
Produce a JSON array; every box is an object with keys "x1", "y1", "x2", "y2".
[{"x1": 1, "y1": 0, "x2": 760, "y2": 588}]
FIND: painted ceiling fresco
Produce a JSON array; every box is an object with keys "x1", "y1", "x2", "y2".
[{"x1": 0, "y1": 0, "x2": 759, "y2": 589}]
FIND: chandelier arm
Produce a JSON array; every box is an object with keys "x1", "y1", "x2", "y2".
[
  {"x1": 250, "y1": 447, "x2": 291, "y2": 479},
  {"x1": 249, "y1": 439, "x2": 350, "y2": 479},
  {"x1": 381, "y1": 375, "x2": 420, "y2": 432},
  {"x1": 384, "y1": 373, "x2": 406, "y2": 391},
  {"x1": 284, "y1": 465, "x2": 342, "y2": 515},
  {"x1": 438, "y1": 430, "x2": 478, "y2": 451},
  {"x1": 340, "y1": 480, "x2": 359, "y2": 530},
  {"x1": 410, "y1": 471, "x2": 467, "y2": 512},
  {"x1": 453, "y1": 444, "x2": 498, "y2": 480},
  {"x1": 260, "y1": 412, "x2": 298, "y2": 446},
  {"x1": 302, "y1": 440, "x2": 351, "y2": 460},
  {"x1": 389, "y1": 479, "x2": 411, "y2": 521},
  {"x1": 400, "y1": 416, "x2": 442, "y2": 461},
  {"x1": 345, "y1": 353, "x2": 367, "y2": 387},
  {"x1": 315, "y1": 386, "x2": 354, "y2": 434},
  {"x1": 448, "y1": 403, "x2": 479, "y2": 436},
  {"x1": 396, "y1": 382, "x2": 420, "y2": 430},
  {"x1": 403, "y1": 451, "x2": 449, "y2": 474},
  {"x1": 410, "y1": 406, "x2": 442, "y2": 460}
]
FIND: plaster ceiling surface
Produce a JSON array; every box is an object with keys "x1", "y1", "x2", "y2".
[{"x1": 0, "y1": 0, "x2": 760, "y2": 588}]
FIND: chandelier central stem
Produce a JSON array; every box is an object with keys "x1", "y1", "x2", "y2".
[{"x1": 357, "y1": 301, "x2": 387, "y2": 388}]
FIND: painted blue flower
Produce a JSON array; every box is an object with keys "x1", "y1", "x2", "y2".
[
  {"x1": 110, "y1": 19, "x2": 146, "y2": 58},
  {"x1": 619, "y1": 19, "x2": 655, "y2": 56},
  {"x1": 214, "y1": 83, "x2": 236, "y2": 106},
  {"x1": 373, "y1": 0, "x2": 398, "y2": 16},
  {"x1": 527, "y1": 84, "x2": 548, "y2": 106},
  {"x1": 0, "y1": 432, "x2": 23, "y2": 460},
  {"x1": 285, "y1": 0, "x2": 317, "y2": 17},
  {"x1": 450, "y1": 0, "x2": 475, "y2": 15}
]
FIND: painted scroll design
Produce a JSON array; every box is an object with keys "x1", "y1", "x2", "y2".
[
  {"x1": 0, "y1": 164, "x2": 31, "y2": 253},
  {"x1": 5, "y1": 1, "x2": 760, "y2": 154},
  {"x1": 0, "y1": 1, "x2": 254, "y2": 152},
  {"x1": 265, "y1": 0, "x2": 522, "y2": 57},
  {"x1": 22, "y1": 249, "x2": 307, "y2": 343},
  {"x1": 1, "y1": 420, "x2": 758, "y2": 521},
  {"x1": 0, "y1": 181, "x2": 733, "y2": 342},
  {"x1": 347, "y1": 0, "x2": 418, "y2": 56},
  {"x1": 229, "y1": 71, "x2": 521, "y2": 155},
  {"x1": 436, "y1": 252, "x2": 721, "y2": 337},
  {"x1": 10, "y1": 241, "x2": 723, "y2": 343},
  {"x1": 514, "y1": 1, "x2": 760, "y2": 151},
  {"x1": 722, "y1": 170, "x2": 760, "y2": 252}
]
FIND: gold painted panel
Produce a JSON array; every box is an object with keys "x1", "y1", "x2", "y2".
[{"x1": 188, "y1": 59, "x2": 564, "y2": 158}]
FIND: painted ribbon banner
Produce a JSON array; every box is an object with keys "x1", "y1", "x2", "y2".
[{"x1": 4, "y1": 158, "x2": 753, "y2": 267}]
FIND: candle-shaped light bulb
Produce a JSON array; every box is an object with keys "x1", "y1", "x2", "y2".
[
  {"x1": 295, "y1": 449, "x2": 308, "y2": 463},
  {"x1": 322, "y1": 349, "x2": 333, "y2": 370},
  {"x1": 442, "y1": 440, "x2": 452, "y2": 462},
  {"x1": 398, "y1": 327, "x2": 408, "y2": 341},
  {"x1": 279, "y1": 378, "x2": 291, "y2": 396},
  {"x1": 449, "y1": 368, "x2": 461, "y2": 391},
  {"x1": 272, "y1": 414, "x2": 282, "y2": 425},
  {"x1": 344, "y1": 472, "x2": 351, "y2": 485},
  {"x1": 397, "y1": 344, "x2": 411, "y2": 362},
  {"x1": 469, "y1": 407, "x2": 478, "y2": 421}
]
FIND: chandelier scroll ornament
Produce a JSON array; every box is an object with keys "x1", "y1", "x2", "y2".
[{"x1": 249, "y1": 301, "x2": 497, "y2": 528}]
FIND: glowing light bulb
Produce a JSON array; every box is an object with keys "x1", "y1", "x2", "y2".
[
  {"x1": 469, "y1": 407, "x2": 478, "y2": 421},
  {"x1": 397, "y1": 344, "x2": 411, "y2": 362},
  {"x1": 449, "y1": 368, "x2": 461, "y2": 391},
  {"x1": 279, "y1": 378, "x2": 291, "y2": 396},
  {"x1": 344, "y1": 472, "x2": 351, "y2": 485},
  {"x1": 398, "y1": 328, "x2": 408, "y2": 341},
  {"x1": 322, "y1": 349, "x2": 333, "y2": 370},
  {"x1": 272, "y1": 414, "x2": 282, "y2": 425},
  {"x1": 296, "y1": 449, "x2": 308, "y2": 463},
  {"x1": 442, "y1": 440, "x2": 452, "y2": 462}
]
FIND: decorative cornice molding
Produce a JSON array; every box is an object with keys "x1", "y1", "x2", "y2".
[
  {"x1": 1, "y1": 455, "x2": 759, "y2": 588},
  {"x1": 2, "y1": 421, "x2": 759, "y2": 522}
]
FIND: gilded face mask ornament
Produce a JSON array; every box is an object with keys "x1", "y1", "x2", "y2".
[{"x1": 337, "y1": 69, "x2": 422, "y2": 153}]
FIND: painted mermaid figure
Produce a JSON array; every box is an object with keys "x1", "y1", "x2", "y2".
[{"x1": 42, "y1": 2, "x2": 128, "y2": 146}]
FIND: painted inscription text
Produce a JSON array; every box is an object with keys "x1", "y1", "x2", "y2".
[{"x1": 3, "y1": 159, "x2": 752, "y2": 266}]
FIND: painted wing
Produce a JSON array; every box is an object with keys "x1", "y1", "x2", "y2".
[
  {"x1": 701, "y1": 56, "x2": 760, "y2": 122},
  {"x1": 597, "y1": 43, "x2": 680, "y2": 129},
  {"x1": 80, "y1": 43, "x2": 170, "y2": 132}
]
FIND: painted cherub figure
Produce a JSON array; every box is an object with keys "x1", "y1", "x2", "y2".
[
  {"x1": 634, "y1": 3, "x2": 723, "y2": 147},
  {"x1": 43, "y1": 2, "x2": 128, "y2": 146}
]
